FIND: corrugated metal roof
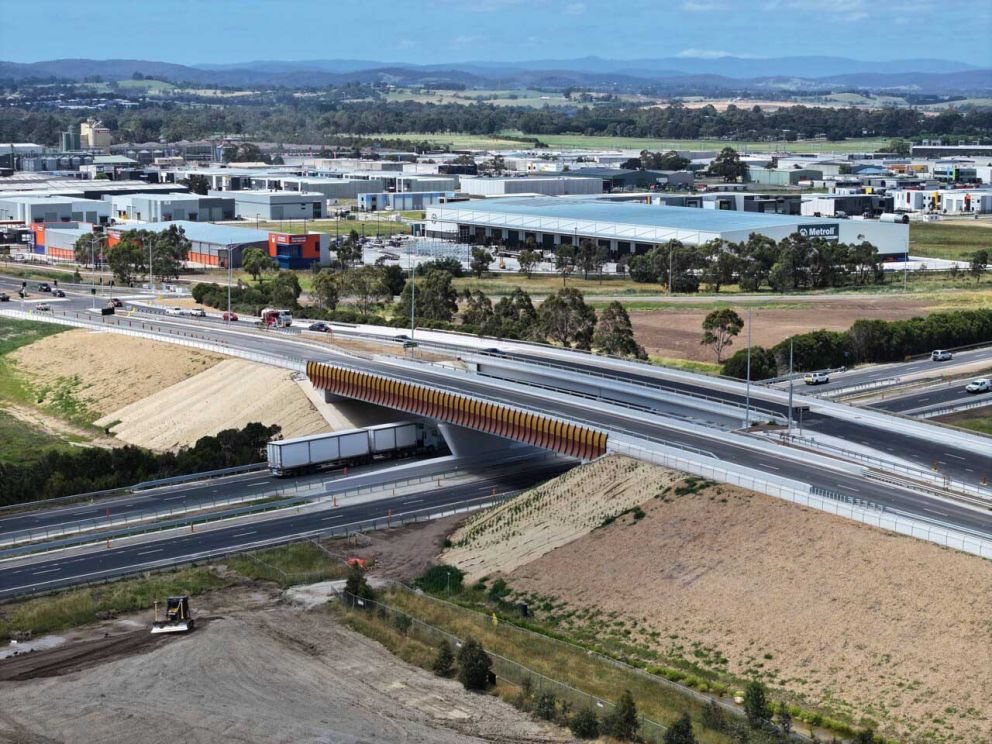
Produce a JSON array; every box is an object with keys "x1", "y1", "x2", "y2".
[
  {"x1": 440, "y1": 197, "x2": 825, "y2": 233},
  {"x1": 108, "y1": 220, "x2": 270, "y2": 245}
]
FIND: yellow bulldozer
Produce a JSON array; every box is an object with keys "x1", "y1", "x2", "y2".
[{"x1": 151, "y1": 596, "x2": 195, "y2": 634}]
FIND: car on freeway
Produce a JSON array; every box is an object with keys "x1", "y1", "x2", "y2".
[
  {"x1": 222, "y1": 311, "x2": 239, "y2": 321},
  {"x1": 165, "y1": 306, "x2": 184, "y2": 316},
  {"x1": 37, "y1": 282, "x2": 51, "y2": 292},
  {"x1": 308, "y1": 321, "x2": 331, "y2": 333},
  {"x1": 803, "y1": 372, "x2": 830, "y2": 385},
  {"x1": 931, "y1": 350, "x2": 953, "y2": 362},
  {"x1": 35, "y1": 303, "x2": 51, "y2": 312},
  {"x1": 965, "y1": 378, "x2": 991, "y2": 394},
  {"x1": 0, "y1": 292, "x2": 9, "y2": 302},
  {"x1": 108, "y1": 297, "x2": 123, "y2": 308},
  {"x1": 189, "y1": 307, "x2": 206, "y2": 317},
  {"x1": 53, "y1": 288, "x2": 66, "y2": 297}
]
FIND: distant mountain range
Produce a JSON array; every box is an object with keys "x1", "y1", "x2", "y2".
[{"x1": 2, "y1": 56, "x2": 989, "y2": 95}]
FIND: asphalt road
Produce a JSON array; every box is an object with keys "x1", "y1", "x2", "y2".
[
  {"x1": 810, "y1": 348, "x2": 992, "y2": 393},
  {"x1": 4, "y1": 289, "x2": 992, "y2": 541},
  {"x1": 0, "y1": 461, "x2": 572, "y2": 599},
  {"x1": 871, "y1": 385, "x2": 992, "y2": 414}
]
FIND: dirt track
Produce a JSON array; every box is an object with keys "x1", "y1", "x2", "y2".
[{"x1": 0, "y1": 590, "x2": 570, "y2": 744}]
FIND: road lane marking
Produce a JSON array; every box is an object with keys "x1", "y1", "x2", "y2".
[
  {"x1": 232, "y1": 531, "x2": 256, "y2": 537},
  {"x1": 403, "y1": 499, "x2": 423, "y2": 504},
  {"x1": 944, "y1": 453, "x2": 966, "y2": 461},
  {"x1": 32, "y1": 568, "x2": 60, "y2": 575},
  {"x1": 137, "y1": 548, "x2": 163, "y2": 556}
]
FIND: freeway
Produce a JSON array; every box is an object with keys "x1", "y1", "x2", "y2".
[
  {"x1": 805, "y1": 347, "x2": 992, "y2": 394},
  {"x1": 4, "y1": 291, "x2": 992, "y2": 540},
  {"x1": 0, "y1": 460, "x2": 572, "y2": 599},
  {"x1": 870, "y1": 383, "x2": 991, "y2": 415}
]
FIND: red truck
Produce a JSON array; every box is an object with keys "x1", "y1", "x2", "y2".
[{"x1": 260, "y1": 307, "x2": 293, "y2": 328}]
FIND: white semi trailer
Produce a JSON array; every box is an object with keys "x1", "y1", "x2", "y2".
[{"x1": 266, "y1": 422, "x2": 440, "y2": 476}]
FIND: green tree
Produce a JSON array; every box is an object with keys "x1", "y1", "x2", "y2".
[
  {"x1": 432, "y1": 640, "x2": 454, "y2": 677},
  {"x1": 664, "y1": 713, "x2": 698, "y2": 744},
  {"x1": 970, "y1": 249, "x2": 988, "y2": 281},
  {"x1": 700, "y1": 699, "x2": 726, "y2": 731},
  {"x1": 538, "y1": 288, "x2": 596, "y2": 350},
  {"x1": 554, "y1": 244, "x2": 576, "y2": 287},
  {"x1": 180, "y1": 173, "x2": 210, "y2": 195},
  {"x1": 377, "y1": 262, "x2": 407, "y2": 297},
  {"x1": 73, "y1": 233, "x2": 103, "y2": 267},
  {"x1": 269, "y1": 271, "x2": 302, "y2": 308},
  {"x1": 241, "y1": 246, "x2": 276, "y2": 282},
  {"x1": 569, "y1": 708, "x2": 600, "y2": 739},
  {"x1": 602, "y1": 689, "x2": 639, "y2": 741},
  {"x1": 710, "y1": 147, "x2": 748, "y2": 182},
  {"x1": 340, "y1": 266, "x2": 389, "y2": 319},
  {"x1": 701, "y1": 308, "x2": 744, "y2": 363},
  {"x1": 398, "y1": 269, "x2": 458, "y2": 323},
  {"x1": 311, "y1": 269, "x2": 339, "y2": 311},
  {"x1": 576, "y1": 239, "x2": 607, "y2": 280},
  {"x1": 336, "y1": 232, "x2": 364, "y2": 268},
  {"x1": 105, "y1": 233, "x2": 146, "y2": 284},
  {"x1": 469, "y1": 247, "x2": 493, "y2": 278},
  {"x1": 776, "y1": 701, "x2": 792, "y2": 735},
  {"x1": 517, "y1": 249, "x2": 541, "y2": 279},
  {"x1": 883, "y1": 138, "x2": 911, "y2": 156},
  {"x1": 743, "y1": 680, "x2": 772, "y2": 729},
  {"x1": 461, "y1": 290, "x2": 496, "y2": 333},
  {"x1": 701, "y1": 239, "x2": 738, "y2": 292},
  {"x1": 343, "y1": 563, "x2": 374, "y2": 608},
  {"x1": 493, "y1": 288, "x2": 538, "y2": 339},
  {"x1": 852, "y1": 728, "x2": 877, "y2": 744},
  {"x1": 149, "y1": 224, "x2": 190, "y2": 281},
  {"x1": 456, "y1": 637, "x2": 493, "y2": 691},
  {"x1": 593, "y1": 301, "x2": 647, "y2": 359}
]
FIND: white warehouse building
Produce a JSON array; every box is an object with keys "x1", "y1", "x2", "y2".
[
  {"x1": 427, "y1": 198, "x2": 909, "y2": 259},
  {"x1": 458, "y1": 176, "x2": 604, "y2": 197}
]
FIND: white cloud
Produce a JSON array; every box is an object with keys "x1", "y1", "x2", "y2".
[
  {"x1": 677, "y1": 48, "x2": 757, "y2": 59},
  {"x1": 762, "y1": 0, "x2": 869, "y2": 21},
  {"x1": 680, "y1": 0, "x2": 729, "y2": 10},
  {"x1": 565, "y1": 2, "x2": 586, "y2": 14}
]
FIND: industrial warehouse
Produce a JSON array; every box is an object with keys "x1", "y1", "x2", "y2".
[{"x1": 424, "y1": 197, "x2": 910, "y2": 259}]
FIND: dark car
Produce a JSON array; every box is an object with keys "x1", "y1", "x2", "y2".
[
  {"x1": 0, "y1": 293, "x2": 9, "y2": 302},
  {"x1": 37, "y1": 283, "x2": 51, "y2": 292},
  {"x1": 109, "y1": 298, "x2": 123, "y2": 308},
  {"x1": 53, "y1": 289, "x2": 66, "y2": 298},
  {"x1": 308, "y1": 322, "x2": 331, "y2": 333}
]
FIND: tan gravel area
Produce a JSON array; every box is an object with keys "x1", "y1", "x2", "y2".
[
  {"x1": 444, "y1": 456, "x2": 679, "y2": 581},
  {"x1": 10, "y1": 328, "x2": 224, "y2": 415},
  {"x1": 0, "y1": 591, "x2": 570, "y2": 744},
  {"x1": 479, "y1": 462, "x2": 992, "y2": 743},
  {"x1": 97, "y1": 358, "x2": 329, "y2": 450}
]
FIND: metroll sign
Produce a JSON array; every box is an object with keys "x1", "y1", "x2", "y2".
[{"x1": 797, "y1": 224, "x2": 839, "y2": 241}]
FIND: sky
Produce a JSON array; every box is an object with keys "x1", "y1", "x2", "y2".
[{"x1": 0, "y1": 0, "x2": 989, "y2": 66}]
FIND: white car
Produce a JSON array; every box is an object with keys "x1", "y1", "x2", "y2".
[
  {"x1": 965, "y1": 378, "x2": 990, "y2": 394},
  {"x1": 803, "y1": 372, "x2": 830, "y2": 385},
  {"x1": 931, "y1": 350, "x2": 953, "y2": 362},
  {"x1": 189, "y1": 307, "x2": 206, "y2": 317},
  {"x1": 165, "y1": 307, "x2": 184, "y2": 316}
]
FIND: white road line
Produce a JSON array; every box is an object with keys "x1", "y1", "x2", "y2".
[
  {"x1": 137, "y1": 548, "x2": 163, "y2": 556},
  {"x1": 944, "y1": 453, "x2": 966, "y2": 461},
  {"x1": 33, "y1": 568, "x2": 60, "y2": 575},
  {"x1": 232, "y1": 531, "x2": 256, "y2": 537},
  {"x1": 403, "y1": 499, "x2": 423, "y2": 504}
]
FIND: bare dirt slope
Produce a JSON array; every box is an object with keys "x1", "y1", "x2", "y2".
[
  {"x1": 10, "y1": 328, "x2": 224, "y2": 416},
  {"x1": 97, "y1": 358, "x2": 329, "y2": 450},
  {"x1": 463, "y1": 461, "x2": 992, "y2": 743},
  {"x1": 444, "y1": 456, "x2": 679, "y2": 581},
  {"x1": 0, "y1": 600, "x2": 570, "y2": 744}
]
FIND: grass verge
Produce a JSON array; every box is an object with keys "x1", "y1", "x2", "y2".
[
  {"x1": 909, "y1": 221, "x2": 992, "y2": 261},
  {"x1": 225, "y1": 542, "x2": 351, "y2": 587}
]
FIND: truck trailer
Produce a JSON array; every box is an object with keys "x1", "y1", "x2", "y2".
[{"x1": 266, "y1": 422, "x2": 441, "y2": 476}]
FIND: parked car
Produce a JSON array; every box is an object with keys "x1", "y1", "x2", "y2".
[
  {"x1": 931, "y1": 350, "x2": 953, "y2": 362},
  {"x1": 53, "y1": 289, "x2": 66, "y2": 298},
  {"x1": 189, "y1": 307, "x2": 206, "y2": 317},
  {"x1": 35, "y1": 303, "x2": 51, "y2": 312},
  {"x1": 222, "y1": 311, "x2": 239, "y2": 322},
  {"x1": 108, "y1": 297, "x2": 123, "y2": 308},
  {"x1": 965, "y1": 378, "x2": 990, "y2": 394},
  {"x1": 165, "y1": 306, "x2": 184, "y2": 316},
  {"x1": 308, "y1": 321, "x2": 331, "y2": 333},
  {"x1": 803, "y1": 372, "x2": 830, "y2": 385}
]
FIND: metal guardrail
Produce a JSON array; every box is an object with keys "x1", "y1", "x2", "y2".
[
  {"x1": 131, "y1": 462, "x2": 266, "y2": 491},
  {"x1": 915, "y1": 397, "x2": 992, "y2": 420}
]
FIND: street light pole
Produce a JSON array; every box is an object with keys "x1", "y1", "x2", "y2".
[
  {"x1": 227, "y1": 244, "x2": 233, "y2": 323},
  {"x1": 787, "y1": 338, "x2": 794, "y2": 437},
  {"x1": 410, "y1": 242, "x2": 416, "y2": 341},
  {"x1": 744, "y1": 306, "x2": 752, "y2": 428}
]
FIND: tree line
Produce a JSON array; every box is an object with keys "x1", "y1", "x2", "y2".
[
  {"x1": 721, "y1": 308, "x2": 992, "y2": 379},
  {"x1": 0, "y1": 423, "x2": 278, "y2": 506},
  {"x1": 3, "y1": 99, "x2": 990, "y2": 147}
]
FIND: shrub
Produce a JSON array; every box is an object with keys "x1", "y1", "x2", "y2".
[
  {"x1": 664, "y1": 713, "x2": 698, "y2": 744},
  {"x1": 721, "y1": 345, "x2": 778, "y2": 380},
  {"x1": 487, "y1": 578, "x2": 510, "y2": 602},
  {"x1": 701, "y1": 699, "x2": 726, "y2": 731},
  {"x1": 456, "y1": 637, "x2": 493, "y2": 691},
  {"x1": 392, "y1": 611, "x2": 412, "y2": 635},
  {"x1": 602, "y1": 689, "x2": 640, "y2": 741},
  {"x1": 432, "y1": 640, "x2": 454, "y2": 677},
  {"x1": 743, "y1": 680, "x2": 772, "y2": 729},
  {"x1": 534, "y1": 692, "x2": 558, "y2": 721},
  {"x1": 569, "y1": 708, "x2": 600, "y2": 739},
  {"x1": 415, "y1": 565, "x2": 465, "y2": 594}
]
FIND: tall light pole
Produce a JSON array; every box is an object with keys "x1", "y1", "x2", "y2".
[
  {"x1": 226, "y1": 244, "x2": 233, "y2": 323},
  {"x1": 787, "y1": 338, "x2": 794, "y2": 437},
  {"x1": 744, "y1": 306, "x2": 752, "y2": 429},
  {"x1": 410, "y1": 241, "x2": 416, "y2": 341}
]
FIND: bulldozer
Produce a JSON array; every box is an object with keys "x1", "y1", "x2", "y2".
[{"x1": 151, "y1": 596, "x2": 195, "y2": 634}]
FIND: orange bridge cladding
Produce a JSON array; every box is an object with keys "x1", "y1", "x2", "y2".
[{"x1": 306, "y1": 361, "x2": 607, "y2": 461}]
